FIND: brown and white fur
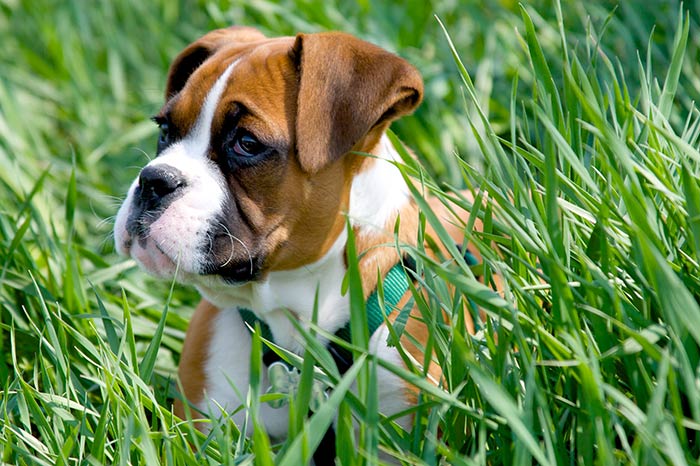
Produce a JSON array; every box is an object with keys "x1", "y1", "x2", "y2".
[{"x1": 114, "y1": 26, "x2": 482, "y2": 440}]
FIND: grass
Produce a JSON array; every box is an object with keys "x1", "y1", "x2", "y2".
[{"x1": 2, "y1": 0, "x2": 700, "y2": 464}]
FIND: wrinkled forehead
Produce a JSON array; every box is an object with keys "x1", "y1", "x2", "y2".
[{"x1": 161, "y1": 37, "x2": 297, "y2": 139}]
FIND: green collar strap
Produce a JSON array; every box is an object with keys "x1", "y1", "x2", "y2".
[
  {"x1": 333, "y1": 261, "x2": 409, "y2": 345},
  {"x1": 238, "y1": 248, "x2": 481, "y2": 368},
  {"x1": 367, "y1": 261, "x2": 412, "y2": 333},
  {"x1": 238, "y1": 261, "x2": 410, "y2": 365}
]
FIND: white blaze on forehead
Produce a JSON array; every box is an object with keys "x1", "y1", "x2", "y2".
[
  {"x1": 151, "y1": 58, "x2": 240, "y2": 170},
  {"x1": 182, "y1": 59, "x2": 240, "y2": 155}
]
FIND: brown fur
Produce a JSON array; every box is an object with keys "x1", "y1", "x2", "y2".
[
  {"x1": 355, "y1": 188, "x2": 483, "y2": 392},
  {"x1": 174, "y1": 300, "x2": 219, "y2": 420}
]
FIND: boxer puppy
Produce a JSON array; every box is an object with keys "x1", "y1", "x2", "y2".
[{"x1": 114, "y1": 26, "x2": 481, "y2": 447}]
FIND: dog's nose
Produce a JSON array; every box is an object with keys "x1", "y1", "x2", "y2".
[{"x1": 137, "y1": 165, "x2": 186, "y2": 208}]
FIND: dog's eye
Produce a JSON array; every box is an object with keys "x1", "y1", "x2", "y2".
[
  {"x1": 158, "y1": 122, "x2": 170, "y2": 147},
  {"x1": 152, "y1": 116, "x2": 173, "y2": 154},
  {"x1": 226, "y1": 132, "x2": 268, "y2": 160}
]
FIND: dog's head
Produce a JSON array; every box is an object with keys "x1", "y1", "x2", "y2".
[{"x1": 114, "y1": 26, "x2": 422, "y2": 286}]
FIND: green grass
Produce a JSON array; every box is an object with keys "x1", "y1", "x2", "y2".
[{"x1": 2, "y1": 0, "x2": 700, "y2": 464}]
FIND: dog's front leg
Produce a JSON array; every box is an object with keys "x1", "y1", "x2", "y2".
[{"x1": 175, "y1": 300, "x2": 291, "y2": 439}]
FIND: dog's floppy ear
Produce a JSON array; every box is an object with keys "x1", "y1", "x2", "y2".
[
  {"x1": 165, "y1": 26, "x2": 266, "y2": 99},
  {"x1": 293, "y1": 32, "x2": 423, "y2": 173}
]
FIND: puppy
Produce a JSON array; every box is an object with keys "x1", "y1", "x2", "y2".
[{"x1": 114, "y1": 26, "x2": 482, "y2": 456}]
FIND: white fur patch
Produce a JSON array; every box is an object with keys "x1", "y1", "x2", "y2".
[
  {"x1": 197, "y1": 228, "x2": 351, "y2": 353},
  {"x1": 349, "y1": 135, "x2": 410, "y2": 234},
  {"x1": 201, "y1": 230, "x2": 411, "y2": 438},
  {"x1": 369, "y1": 325, "x2": 414, "y2": 431},
  {"x1": 202, "y1": 308, "x2": 292, "y2": 438},
  {"x1": 114, "y1": 61, "x2": 239, "y2": 277}
]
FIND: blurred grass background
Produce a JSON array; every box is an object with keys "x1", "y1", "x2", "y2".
[{"x1": 2, "y1": 0, "x2": 700, "y2": 464}]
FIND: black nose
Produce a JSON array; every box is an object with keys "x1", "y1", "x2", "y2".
[{"x1": 137, "y1": 165, "x2": 186, "y2": 209}]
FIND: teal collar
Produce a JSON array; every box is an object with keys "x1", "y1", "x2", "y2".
[
  {"x1": 333, "y1": 261, "x2": 409, "y2": 345},
  {"x1": 238, "y1": 248, "x2": 481, "y2": 366},
  {"x1": 366, "y1": 262, "x2": 412, "y2": 334},
  {"x1": 238, "y1": 261, "x2": 410, "y2": 365}
]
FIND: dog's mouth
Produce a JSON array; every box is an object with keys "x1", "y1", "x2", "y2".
[
  {"x1": 125, "y1": 218, "x2": 151, "y2": 249},
  {"x1": 200, "y1": 256, "x2": 263, "y2": 284},
  {"x1": 119, "y1": 196, "x2": 267, "y2": 284},
  {"x1": 125, "y1": 233, "x2": 180, "y2": 279},
  {"x1": 194, "y1": 220, "x2": 268, "y2": 283},
  {"x1": 127, "y1": 230, "x2": 264, "y2": 284}
]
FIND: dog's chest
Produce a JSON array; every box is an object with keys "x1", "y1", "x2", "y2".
[{"x1": 197, "y1": 229, "x2": 351, "y2": 352}]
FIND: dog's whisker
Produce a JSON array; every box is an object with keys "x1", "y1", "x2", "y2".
[
  {"x1": 215, "y1": 221, "x2": 236, "y2": 268},
  {"x1": 217, "y1": 221, "x2": 253, "y2": 273},
  {"x1": 133, "y1": 147, "x2": 153, "y2": 163},
  {"x1": 96, "y1": 215, "x2": 116, "y2": 229},
  {"x1": 204, "y1": 230, "x2": 215, "y2": 257},
  {"x1": 97, "y1": 231, "x2": 116, "y2": 251}
]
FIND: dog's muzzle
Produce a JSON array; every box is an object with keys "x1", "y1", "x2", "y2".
[{"x1": 126, "y1": 164, "x2": 187, "y2": 239}]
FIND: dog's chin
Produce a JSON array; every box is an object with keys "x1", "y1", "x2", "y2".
[
  {"x1": 121, "y1": 227, "x2": 264, "y2": 285},
  {"x1": 131, "y1": 247, "x2": 262, "y2": 288},
  {"x1": 200, "y1": 256, "x2": 263, "y2": 284},
  {"x1": 129, "y1": 239, "x2": 180, "y2": 280}
]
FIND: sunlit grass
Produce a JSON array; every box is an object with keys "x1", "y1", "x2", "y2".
[{"x1": 2, "y1": 0, "x2": 700, "y2": 464}]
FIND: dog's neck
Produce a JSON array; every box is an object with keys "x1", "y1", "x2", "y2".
[
  {"x1": 350, "y1": 135, "x2": 419, "y2": 297},
  {"x1": 195, "y1": 134, "x2": 417, "y2": 352}
]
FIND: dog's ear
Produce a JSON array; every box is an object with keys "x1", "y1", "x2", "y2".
[
  {"x1": 292, "y1": 32, "x2": 423, "y2": 173},
  {"x1": 165, "y1": 26, "x2": 266, "y2": 99}
]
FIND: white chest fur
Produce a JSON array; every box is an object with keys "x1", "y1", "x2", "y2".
[
  {"x1": 199, "y1": 228, "x2": 352, "y2": 353},
  {"x1": 197, "y1": 135, "x2": 408, "y2": 351}
]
